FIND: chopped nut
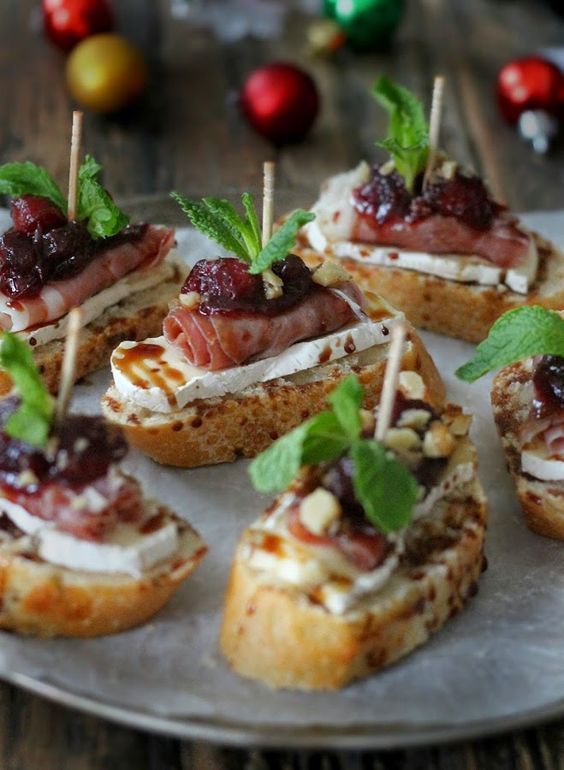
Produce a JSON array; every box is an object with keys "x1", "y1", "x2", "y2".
[
  {"x1": 438, "y1": 159, "x2": 457, "y2": 180},
  {"x1": 423, "y1": 421, "x2": 456, "y2": 458},
  {"x1": 379, "y1": 160, "x2": 395, "y2": 176},
  {"x1": 443, "y1": 412, "x2": 472, "y2": 436},
  {"x1": 262, "y1": 269, "x2": 284, "y2": 300},
  {"x1": 300, "y1": 488, "x2": 342, "y2": 536},
  {"x1": 17, "y1": 470, "x2": 39, "y2": 487},
  {"x1": 178, "y1": 291, "x2": 201, "y2": 310},
  {"x1": 312, "y1": 260, "x2": 351, "y2": 287},
  {"x1": 397, "y1": 408, "x2": 432, "y2": 431},
  {"x1": 360, "y1": 408, "x2": 375, "y2": 433},
  {"x1": 74, "y1": 437, "x2": 89, "y2": 452},
  {"x1": 398, "y1": 371, "x2": 426, "y2": 400},
  {"x1": 384, "y1": 427, "x2": 422, "y2": 453}
]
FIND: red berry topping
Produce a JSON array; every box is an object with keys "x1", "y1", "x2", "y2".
[
  {"x1": 10, "y1": 195, "x2": 66, "y2": 237},
  {"x1": 182, "y1": 255, "x2": 314, "y2": 316},
  {"x1": 0, "y1": 407, "x2": 128, "y2": 493},
  {"x1": 422, "y1": 173, "x2": 501, "y2": 230},
  {"x1": 0, "y1": 230, "x2": 46, "y2": 298},
  {"x1": 353, "y1": 170, "x2": 412, "y2": 224}
]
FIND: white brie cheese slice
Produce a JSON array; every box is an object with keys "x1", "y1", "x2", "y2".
[
  {"x1": 0, "y1": 498, "x2": 179, "y2": 576},
  {"x1": 306, "y1": 219, "x2": 538, "y2": 296},
  {"x1": 111, "y1": 314, "x2": 402, "y2": 413},
  {"x1": 14, "y1": 254, "x2": 180, "y2": 344},
  {"x1": 522, "y1": 441, "x2": 564, "y2": 481}
]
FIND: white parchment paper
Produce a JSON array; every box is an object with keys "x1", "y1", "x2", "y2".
[{"x1": 0, "y1": 212, "x2": 563, "y2": 732}]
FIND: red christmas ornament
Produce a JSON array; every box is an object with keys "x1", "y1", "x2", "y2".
[
  {"x1": 240, "y1": 62, "x2": 320, "y2": 145},
  {"x1": 497, "y1": 56, "x2": 564, "y2": 124},
  {"x1": 43, "y1": 0, "x2": 114, "y2": 53}
]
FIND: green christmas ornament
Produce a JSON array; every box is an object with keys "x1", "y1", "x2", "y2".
[{"x1": 322, "y1": 0, "x2": 405, "y2": 51}]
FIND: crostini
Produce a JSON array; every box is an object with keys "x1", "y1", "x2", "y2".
[
  {"x1": 102, "y1": 189, "x2": 444, "y2": 467},
  {"x1": 295, "y1": 76, "x2": 562, "y2": 343},
  {"x1": 220, "y1": 369, "x2": 487, "y2": 690},
  {"x1": 0, "y1": 156, "x2": 183, "y2": 394},
  {"x1": 0, "y1": 332, "x2": 206, "y2": 637},
  {"x1": 458, "y1": 305, "x2": 564, "y2": 539}
]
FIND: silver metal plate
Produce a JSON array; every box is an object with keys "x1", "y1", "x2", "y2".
[{"x1": 0, "y1": 210, "x2": 562, "y2": 749}]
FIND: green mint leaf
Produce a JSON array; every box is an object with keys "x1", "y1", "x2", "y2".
[
  {"x1": 249, "y1": 410, "x2": 348, "y2": 493},
  {"x1": 202, "y1": 197, "x2": 258, "y2": 261},
  {"x1": 241, "y1": 193, "x2": 262, "y2": 259},
  {"x1": 373, "y1": 76, "x2": 429, "y2": 192},
  {"x1": 0, "y1": 161, "x2": 66, "y2": 212},
  {"x1": 171, "y1": 192, "x2": 250, "y2": 261},
  {"x1": 77, "y1": 154, "x2": 129, "y2": 239},
  {"x1": 249, "y1": 209, "x2": 315, "y2": 275},
  {"x1": 0, "y1": 332, "x2": 54, "y2": 448},
  {"x1": 327, "y1": 375, "x2": 363, "y2": 441},
  {"x1": 456, "y1": 306, "x2": 564, "y2": 382},
  {"x1": 351, "y1": 439, "x2": 418, "y2": 534}
]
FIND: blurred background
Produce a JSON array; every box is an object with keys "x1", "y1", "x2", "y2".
[{"x1": 1, "y1": 0, "x2": 564, "y2": 212}]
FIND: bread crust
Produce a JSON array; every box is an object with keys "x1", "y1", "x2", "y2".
[
  {"x1": 491, "y1": 361, "x2": 564, "y2": 539},
  {"x1": 0, "y1": 262, "x2": 184, "y2": 396},
  {"x1": 220, "y1": 473, "x2": 487, "y2": 690},
  {"x1": 296, "y1": 233, "x2": 561, "y2": 344},
  {"x1": 102, "y1": 327, "x2": 445, "y2": 467},
  {"x1": 0, "y1": 509, "x2": 207, "y2": 638}
]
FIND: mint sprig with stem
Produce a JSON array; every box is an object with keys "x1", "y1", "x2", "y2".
[
  {"x1": 0, "y1": 332, "x2": 54, "y2": 448},
  {"x1": 249, "y1": 375, "x2": 418, "y2": 535},
  {"x1": 170, "y1": 192, "x2": 314, "y2": 275},
  {"x1": 373, "y1": 75, "x2": 430, "y2": 193},
  {"x1": 456, "y1": 306, "x2": 564, "y2": 382},
  {"x1": 0, "y1": 155, "x2": 129, "y2": 239}
]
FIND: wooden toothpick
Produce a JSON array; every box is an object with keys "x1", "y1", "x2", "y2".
[
  {"x1": 375, "y1": 321, "x2": 406, "y2": 441},
  {"x1": 422, "y1": 75, "x2": 445, "y2": 191},
  {"x1": 55, "y1": 307, "x2": 83, "y2": 425},
  {"x1": 262, "y1": 161, "x2": 276, "y2": 246},
  {"x1": 67, "y1": 111, "x2": 83, "y2": 220}
]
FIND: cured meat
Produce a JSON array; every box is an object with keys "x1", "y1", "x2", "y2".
[
  {"x1": 520, "y1": 356, "x2": 564, "y2": 455},
  {"x1": 1, "y1": 470, "x2": 142, "y2": 542},
  {"x1": 310, "y1": 164, "x2": 532, "y2": 269},
  {"x1": 351, "y1": 212, "x2": 530, "y2": 269},
  {"x1": 163, "y1": 282, "x2": 364, "y2": 371},
  {"x1": 0, "y1": 224, "x2": 174, "y2": 333}
]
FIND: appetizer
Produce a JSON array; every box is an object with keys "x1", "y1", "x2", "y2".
[
  {"x1": 0, "y1": 155, "x2": 182, "y2": 394},
  {"x1": 102, "y1": 183, "x2": 444, "y2": 467},
  {"x1": 458, "y1": 305, "x2": 564, "y2": 540},
  {"x1": 0, "y1": 332, "x2": 206, "y2": 637},
  {"x1": 220, "y1": 365, "x2": 487, "y2": 690},
  {"x1": 296, "y1": 76, "x2": 562, "y2": 343}
]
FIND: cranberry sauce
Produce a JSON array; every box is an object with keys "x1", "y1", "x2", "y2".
[
  {"x1": 0, "y1": 195, "x2": 143, "y2": 300},
  {"x1": 532, "y1": 355, "x2": 564, "y2": 418},
  {"x1": 353, "y1": 166, "x2": 502, "y2": 231},
  {"x1": 0, "y1": 402, "x2": 127, "y2": 494},
  {"x1": 181, "y1": 254, "x2": 314, "y2": 317}
]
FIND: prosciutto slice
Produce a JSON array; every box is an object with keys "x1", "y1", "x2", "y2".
[
  {"x1": 310, "y1": 164, "x2": 531, "y2": 269},
  {"x1": 351, "y1": 212, "x2": 530, "y2": 268},
  {"x1": 0, "y1": 225, "x2": 175, "y2": 333},
  {"x1": 163, "y1": 282, "x2": 364, "y2": 371}
]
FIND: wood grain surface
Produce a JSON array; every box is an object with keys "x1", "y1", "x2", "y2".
[{"x1": 1, "y1": 0, "x2": 564, "y2": 767}]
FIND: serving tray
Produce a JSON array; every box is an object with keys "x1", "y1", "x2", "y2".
[{"x1": 1, "y1": 210, "x2": 563, "y2": 749}]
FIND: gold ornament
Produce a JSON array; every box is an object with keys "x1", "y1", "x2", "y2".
[{"x1": 66, "y1": 33, "x2": 147, "y2": 113}]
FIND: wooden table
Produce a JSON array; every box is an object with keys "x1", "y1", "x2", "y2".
[{"x1": 1, "y1": 0, "x2": 564, "y2": 766}]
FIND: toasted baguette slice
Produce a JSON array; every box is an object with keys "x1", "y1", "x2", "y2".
[
  {"x1": 102, "y1": 326, "x2": 445, "y2": 468},
  {"x1": 295, "y1": 233, "x2": 561, "y2": 344},
  {"x1": 220, "y1": 439, "x2": 487, "y2": 690},
  {"x1": 491, "y1": 360, "x2": 564, "y2": 539},
  {"x1": 0, "y1": 259, "x2": 184, "y2": 397},
  {"x1": 0, "y1": 507, "x2": 206, "y2": 638}
]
